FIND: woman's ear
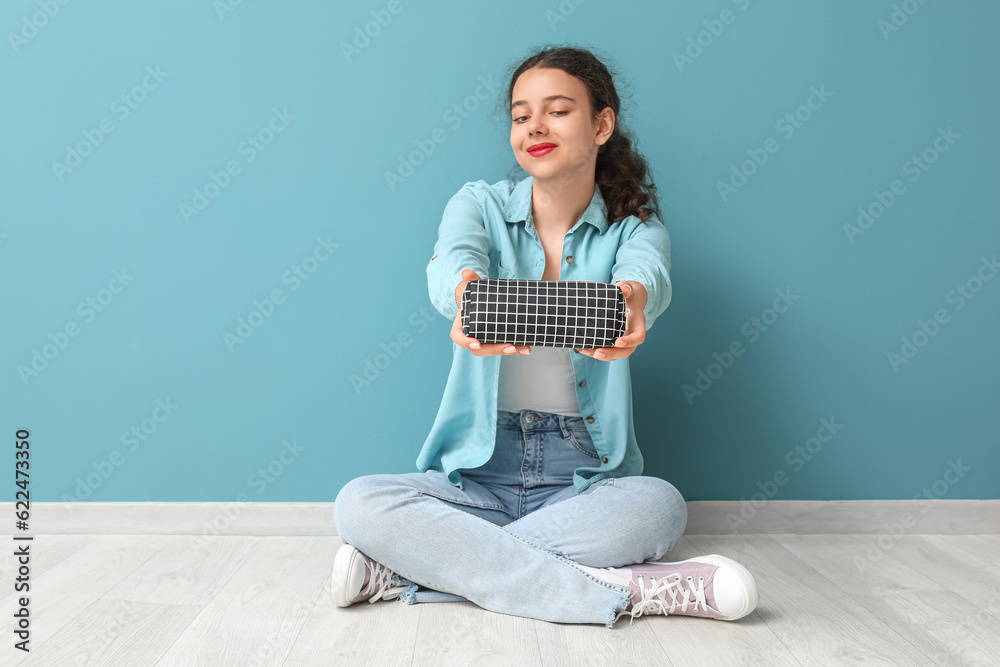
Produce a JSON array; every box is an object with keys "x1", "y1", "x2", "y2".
[{"x1": 596, "y1": 107, "x2": 615, "y2": 146}]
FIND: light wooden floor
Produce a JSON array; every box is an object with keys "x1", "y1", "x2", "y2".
[{"x1": 1, "y1": 533, "x2": 997, "y2": 666}]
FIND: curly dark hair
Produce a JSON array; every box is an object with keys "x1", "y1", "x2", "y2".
[{"x1": 495, "y1": 44, "x2": 661, "y2": 225}]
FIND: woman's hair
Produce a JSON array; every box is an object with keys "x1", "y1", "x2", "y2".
[{"x1": 498, "y1": 45, "x2": 661, "y2": 225}]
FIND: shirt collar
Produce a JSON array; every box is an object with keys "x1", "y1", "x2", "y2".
[{"x1": 502, "y1": 175, "x2": 610, "y2": 234}]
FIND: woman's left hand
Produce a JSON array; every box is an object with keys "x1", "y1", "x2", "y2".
[{"x1": 576, "y1": 281, "x2": 647, "y2": 361}]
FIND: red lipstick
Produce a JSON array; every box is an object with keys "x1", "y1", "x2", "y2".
[{"x1": 527, "y1": 143, "x2": 556, "y2": 157}]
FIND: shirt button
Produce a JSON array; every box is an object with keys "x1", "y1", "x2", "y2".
[
  {"x1": 601, "y1": 456, "x2": 609, "y2": 463},
  {"x1": 578, "y1": 380, "x2": 586, "y2": 387},
  {"x1": 586, "y1": 416, "x2": 595, "y2": 424},
  {"x1": 566, "y1": 255, "x2": 574, "y2": 263}
]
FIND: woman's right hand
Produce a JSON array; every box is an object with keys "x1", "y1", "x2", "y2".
[{"x1": 451, "y1": 268, "x2": 531, "y2": 356}]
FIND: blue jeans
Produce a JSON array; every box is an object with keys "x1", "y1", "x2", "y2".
[{"x1": 333, "y1": 409, "x2": 688, "y2": 629}]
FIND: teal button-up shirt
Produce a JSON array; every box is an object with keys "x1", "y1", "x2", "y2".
[{"x1": 416, "y1": 175, "x2": 672, "y2": 495}]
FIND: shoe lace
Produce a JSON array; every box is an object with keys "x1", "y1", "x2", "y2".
[
  {"x1": 614, "y1": 572, "x2": 709, "y2": 626},
  {"x1": 361, "y1": 560, "x2": 408, "y2": 604}
]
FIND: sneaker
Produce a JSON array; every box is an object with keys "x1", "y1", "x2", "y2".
[
  {"x1": 613, "y1": 554, "x2": 759, "y2": 625},
  {"x1": 331, "y1": 543, "x2": 408, "y2": 608}
]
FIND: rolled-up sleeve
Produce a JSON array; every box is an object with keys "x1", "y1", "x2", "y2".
[
  {"x1": 427, "y1": 181, "x2": 493, "y2": 320},
  {"x1": 609, "y1": 213, "x2": 672, "y2": 332}
]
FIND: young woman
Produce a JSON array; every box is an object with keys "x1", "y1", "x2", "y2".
[{"x1": 332, "y1": 46, "x2": 759, "y2": 629}]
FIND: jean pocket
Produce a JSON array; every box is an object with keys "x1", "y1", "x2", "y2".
[
  {"x1": 566, "y1": 427, "x2": 601, "y2": 459},
  {"x1": 417, "y1": 483, "x2": 514, "y2": 520}
]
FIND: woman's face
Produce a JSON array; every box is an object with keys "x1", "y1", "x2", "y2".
[{"x1": 509, "y1": 67, "x2": 613, "y2": 182}]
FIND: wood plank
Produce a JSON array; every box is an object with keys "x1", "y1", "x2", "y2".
[
  {"x1": 685, "y1": 534, "x2": 933, "y2": 665},
  {"x1": 534, "y1": 597, "x2": 668, "y2": 666},
  {"x1": 770, "y1": 534, "x2": 944, "y2": 596},
  {"x1": 853, "y1": 590, "x2": 1000, "y2": 667},
  {"x1": 154, "y1": 536, "x2": 335, "y2": 665},
  {"x1": 287, "y1": 598, "x2": 419, "y2": 666},
  {"x1": 0, "y1": 535, "x2": 177, "y2": 653},
  {"x1": 0, "y1": 534, "x2": 100, "y2": 591},
  {"x1": 934, "y1": 534, "x2": 1000, "y2": 567},
  {"x1": 773, "y1": 534, "x2": 1000, "y2": 666},
  {"x1": 289, "y1": 538, "x2": 419, "y2": 665},
  {"x1": 102, "y1": 534, "x2": 264, "y2": 606},
  {"x1": 855, "y1": 535, "x2": 1000, "y2": 622},
  {"x1": 283, "y1": 648, "x2": 413, "y2": 666},
  {"x1": 14, "y1": 598, "x2": 202, "y2": 666},
  {"x1": 411, "y1": 598, "x2": 543, "y2": 666}
]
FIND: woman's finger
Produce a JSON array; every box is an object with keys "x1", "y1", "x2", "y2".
[
  {"x1": 470, "y1": 342, "x2": 530, "y2": 355},
  {"x1": 577, "y1": 343, "x2": 635, "y2": 361},
  {"x1": 613, "y1": 330, "x2": 642, "y2": 348}
]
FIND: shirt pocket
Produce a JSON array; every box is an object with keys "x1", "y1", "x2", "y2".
[{"x1": 497, "y1": 264, "x2": 516, "y2": 279}]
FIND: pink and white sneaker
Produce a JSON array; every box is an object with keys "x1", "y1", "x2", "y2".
[
  {"x1": 614, "y1": 554, "x2": 759, "y2": 625},
  {"x1": 331, "y1": 543, "x2": 408, "y2": 608}
]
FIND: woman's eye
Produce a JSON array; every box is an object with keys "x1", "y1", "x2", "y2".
[{"x1": 512, "y1": 110, "x2": 568, "y2": 123}]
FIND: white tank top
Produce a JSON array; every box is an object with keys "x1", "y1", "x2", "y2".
[{"x1": 497, "y1": 346, "x2": 583, "y2": 417}]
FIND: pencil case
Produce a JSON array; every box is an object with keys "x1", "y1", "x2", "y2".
[{"x1": 461, "y1": 279, "x2": 626, "y2": 348}]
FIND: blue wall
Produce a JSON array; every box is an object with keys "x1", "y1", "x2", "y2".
[{"x1": 3, "y1": 0, "x2": 997, "y2": 504}]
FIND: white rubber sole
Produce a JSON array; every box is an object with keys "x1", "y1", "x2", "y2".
[
  {"x1": 677, "y1": 554, "x2": 759, "y2": 621},
  {"x1": 331, "y1": 543, "x2": 363, "y2": 608}
]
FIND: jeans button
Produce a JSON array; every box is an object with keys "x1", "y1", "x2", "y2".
[{"x1": 525, "y1": 415, "x2": 533, "y2": 423}]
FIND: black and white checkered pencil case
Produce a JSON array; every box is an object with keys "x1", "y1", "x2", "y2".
[{"x1": 461, "y1": 279, "x2": 627, "y2": 348}]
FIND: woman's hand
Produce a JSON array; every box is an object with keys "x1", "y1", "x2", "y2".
[
  {"x1": 451, "y1": 268, "x2": 532, "y2": 357},
  {"x1": 576, "y1": 281, "x2": 647, "y2": 361}
]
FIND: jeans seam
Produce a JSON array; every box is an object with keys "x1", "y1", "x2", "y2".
[
  {"x1": 498, "y1": 523, "x2": 631, "y2": 595},
  {"x1": 416, "y1": 490, "x2": 512, "y2": 519}
]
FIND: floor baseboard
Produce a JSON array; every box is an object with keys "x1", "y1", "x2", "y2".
[
  {"x1": 684, "y1": 499, "x2": 1000, "y2": 535},
  {"x1": 2, "y1": 500, "x2": 996, "y2": 536}
]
